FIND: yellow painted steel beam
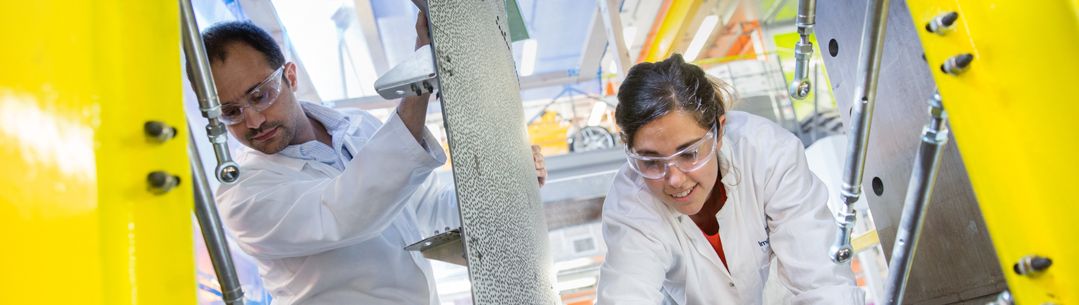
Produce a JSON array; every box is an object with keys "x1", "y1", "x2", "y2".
[
  {"x1": 640, "y1": 0, "x2": 703, "y2": 63},
  {"x1": 0, "y1": 1, "x2": 196, "y2": 305},
  {"x1": 906, "y1": 0, "x2": 1079, "y2": 303}
]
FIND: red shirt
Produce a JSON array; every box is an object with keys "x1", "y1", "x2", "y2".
[
  {"x1": 705, "y1": 231, "x2": 728, "y2": 271},
  {"x1": 701, "y1": 185, "x2": 729, "y2": 271}
]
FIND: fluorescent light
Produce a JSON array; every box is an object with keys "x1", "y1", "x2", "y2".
[
  {"x1": 520, "y1": 39, "x2": 538, "y2": 76},
  {"x1": 684, "y1": 15, "x2": 719, "y2": 62}
]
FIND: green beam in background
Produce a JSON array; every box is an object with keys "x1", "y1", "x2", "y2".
[{"x1": 505, "y1": 0, "x2": 529, "y2": 41}]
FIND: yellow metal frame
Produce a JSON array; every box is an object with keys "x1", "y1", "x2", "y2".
[
  {"x1": 1, "y1": 1, "x2": 196, "y2": 304},
  {"x1": 906, "y1": 0, "x2": 1079, "y2": 303}
]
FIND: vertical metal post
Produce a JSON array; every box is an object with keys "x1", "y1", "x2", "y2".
[
  {"x1": 595, "y1": 0, "x2": 631, "y2": 76},
  {"x1": 830, "y1": 0, "x2": 891, "y2": 263},
  {"x1": 788, "y1": 0, "x2": 816, "y2": 100},
  {"x1": 180, "y1": 0, "x2": 240, "y2": 184},
  {"x1": 180, "y1": 0, "x2": 245, "y2": 303},
  {"x1": 811, "y1": 61, "x2": 820, "y2": 143},
  {"x1": 883, "y1": 91, "x2": 949, "y2": 305},
  {"x1": 189, "y1": 127, "x2": 246, "y2": 305}
]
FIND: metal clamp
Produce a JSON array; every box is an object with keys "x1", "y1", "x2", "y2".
[
  {"x1": 405, "y1": 228, "x2": 466, "y2": 266},
  {"x1": 374, "y1": 44, "x2": 438, "y2": 100}
]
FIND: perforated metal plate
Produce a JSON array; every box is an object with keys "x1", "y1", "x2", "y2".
[
  {"x1": 426, "y1": 0, "x2": 557, "y2": 304},
  {"x1": 815, "y1": 0, "x2": 1005, "y2": 302}
]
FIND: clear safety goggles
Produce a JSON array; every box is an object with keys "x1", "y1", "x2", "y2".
[
  {"x1": 220, "y1": 66, "x2": 284, "y2": 126},
  {"x1": 625, "y1": 125, "x2": 718, "y2": 180}
]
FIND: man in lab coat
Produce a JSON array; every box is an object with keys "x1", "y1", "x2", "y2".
[{"x1": 191, "y1": 12, "x2": 546, "y2": 305}]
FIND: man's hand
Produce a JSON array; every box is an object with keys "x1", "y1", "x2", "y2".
[
  {"x1": 399, "y1": 0, "x2": 433, "y2": 143},
  {"x1": 532, "y1": 145, "x2": 547, "y2": 187}
]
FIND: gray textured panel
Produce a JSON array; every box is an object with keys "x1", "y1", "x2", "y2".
[
  {"x1": 815, "y1": 0, "x2": 1005, "y2": 303},
  {"x1": 426, "y1": 1, "x2": 558, "y2": 304}
]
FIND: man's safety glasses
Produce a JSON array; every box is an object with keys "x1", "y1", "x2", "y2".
[
  {"x1": 220, "y1": 66, "x2": 284, "y2": 126},
  {"x1": 625, "y1": 125, "x2": 718, "y2": 180}
]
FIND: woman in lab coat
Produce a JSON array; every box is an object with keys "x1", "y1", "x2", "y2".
[{"x1": 596, "y1": 54, "x2": 865, "y2": 305}]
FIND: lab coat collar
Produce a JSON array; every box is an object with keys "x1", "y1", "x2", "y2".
[
  {"x1": 674, "y1": 133, "x2": 740, "y2": 282},
  {"x1": 237, "y1": 102, "x2": 366, "y2": 174},
  {"x1": 718, "y1": 133, "x2": 739, "y2": 187},
  {"x1": 236, "y1": 148, "x2": 308, "y2": 173},
  {"x1": 677, "y1": 213, "x2": 735, "y2": 282}
]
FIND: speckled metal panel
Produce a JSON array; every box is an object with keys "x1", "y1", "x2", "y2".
[{"x1": 425, "y1": 0, "x2": 557, "y2": 304}]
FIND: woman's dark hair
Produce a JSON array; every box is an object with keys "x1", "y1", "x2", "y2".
[{"x1": 615, "y1": 54, "x2": 733, "y2": 146}]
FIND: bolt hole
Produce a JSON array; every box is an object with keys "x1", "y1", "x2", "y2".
[
  {"x1": 828, "y1": 39, "x2": 839, "y2": 57},
  {"x1": 872, "y1": 177, "x2": 884, "y2": 196}
]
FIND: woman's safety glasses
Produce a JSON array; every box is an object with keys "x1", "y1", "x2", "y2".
[
  {"x1": 220, "y1": 66, "x2": 284, "y2": 126},
  {"x1": 625, "y1": 125, "x2": 718, "y2": 180}
]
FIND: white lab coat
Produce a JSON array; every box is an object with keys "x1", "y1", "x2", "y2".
[
  {"x1": 216, "y1": 111, "x2": 459, "y2": 305},
  {"x1": 597, "y1": 111, "x2": 865, "y2": 305}
]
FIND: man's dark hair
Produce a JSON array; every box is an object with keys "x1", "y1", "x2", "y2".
[{"x1": 186, "y1": 21, "x2": 285, "y2": 84}]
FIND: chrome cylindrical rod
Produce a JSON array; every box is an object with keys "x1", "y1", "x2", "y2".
[
  {"x1": 789, "y1": 0, "x2": 817, "y2": 100},
  {"x1": 883, "y1": 91, "x2": 949, "y2": 305},
  {"x1": 830, "y1": 0, "x2": 891, "y2": 263},
  {"x1": 180, "y1": 0, "x2": 240, "y2": 184},
  {"x1": 189, "y1": 126, "x2": 246, "y2": 305}
]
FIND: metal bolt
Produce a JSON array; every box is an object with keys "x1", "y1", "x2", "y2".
[
  {"x1": 1013, "y1": 255, "x2": 1052, "y2": 275},
  {"x1": 925, "y1": 11, "x2": 959, "y2": 34},
  {"x1": 927, "y1": 92, "x2": 944, "y2": 118},
  {"x1": 789, "y1": 80, "x2": 812, "y2": 100},
  {"x1": 144, "y1": 121, "x2": 177, "y2": 143},
  {"x1": 832, "y1": 246, "x2": 853, "y2": 263},
  {"x1": 217, "y1": 162, "x2": 240, "y2": 184},
  {"x1": 147, "y1": 171, "x2": 181, "y2": 195},
  {"x1": 940, "y1": 53, "x2": 974, "y2": 75}
]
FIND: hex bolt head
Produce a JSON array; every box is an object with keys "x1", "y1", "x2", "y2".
[
  {"x1": 144, "y1": 121, "x2": 177, "y2": 143},
  {"x1": 940, "y1": 53, "x2": 974, "y2": 75},
  {"x1": 1013, "y1": 255, "x2": 1053, "y2": 275},
  {"x1": 147, "y1": 171, "x2": 182, "y2": 195},
  {"x1": 926, "y1": 11, "x2": 959, "y2": 34}
]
